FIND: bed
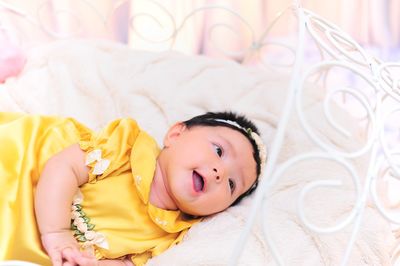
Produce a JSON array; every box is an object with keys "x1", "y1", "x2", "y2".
[{"x1": 0, "y1": 1, "x2": 398, "y2": 265}]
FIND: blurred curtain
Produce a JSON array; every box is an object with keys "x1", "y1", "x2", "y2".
[{"x1": 0, "y1": 0, "x2": 398, "y2": 55}]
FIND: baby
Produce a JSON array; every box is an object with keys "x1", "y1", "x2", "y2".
[{"x1": 0, "y1": 111, "x2": 266, "y2": 266}]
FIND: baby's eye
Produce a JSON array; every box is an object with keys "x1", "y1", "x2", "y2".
[
  {"x1": 213, "y1": 144, "x2": 223, "y2": 157},
  {"x1": 229, "y1": 179, "x2": 236, "y2": 193}
]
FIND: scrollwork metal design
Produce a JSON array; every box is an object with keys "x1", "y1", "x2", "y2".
[{"x1": 230, "y1": 2, "x2": 399, "y2": 266}]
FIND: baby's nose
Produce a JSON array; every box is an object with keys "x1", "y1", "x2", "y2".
[{"x1": 213, "y1": 167, "x2": 223, "y2": 183}]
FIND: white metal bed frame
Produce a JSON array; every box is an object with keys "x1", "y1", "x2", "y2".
[{"x1": 0, "y1": 0, "x2": 399, "y2": 265}]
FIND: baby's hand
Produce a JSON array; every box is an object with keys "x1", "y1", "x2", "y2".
[
  {"x1": 62, "y1": 249, "x2": 98, "y2": 266},
  {"x1": 40, "y1": 231, "x2": 82, "y2": 266}
]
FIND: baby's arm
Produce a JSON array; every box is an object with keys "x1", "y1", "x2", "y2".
[
  {"x1": 35, "y1": 144, "x2": 136, "y2": 266},
  {"x1": 35, "y1": 143, "x2": 90, "y2": 265}
]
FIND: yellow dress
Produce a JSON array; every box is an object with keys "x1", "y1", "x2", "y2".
[{"x1": 0, "y1": 112, "x2": 196, "y2": 266}]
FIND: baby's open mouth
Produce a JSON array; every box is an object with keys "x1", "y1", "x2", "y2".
[{"x1": 192, "y1": 171, "x2": 205, "y2": 192}]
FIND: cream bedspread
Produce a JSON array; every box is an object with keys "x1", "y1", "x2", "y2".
[{"x1": 0, "y1": 40, "x2": 395, "y2": 265}]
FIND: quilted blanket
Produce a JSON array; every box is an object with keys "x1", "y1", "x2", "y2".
[{"x1": 0, "y1": 40, "x2": 395, "y2": 265}]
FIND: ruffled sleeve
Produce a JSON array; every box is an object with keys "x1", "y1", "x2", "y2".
[{"x1": 79, "y1": 118, "x2": 140, "y2": 183}]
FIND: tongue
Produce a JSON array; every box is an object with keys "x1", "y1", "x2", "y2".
[{"x1": 193, "y1": 172, "x2": 204, "y2": 192}]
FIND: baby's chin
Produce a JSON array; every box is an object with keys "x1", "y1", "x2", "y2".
[
  {"x1": 177, "y1": 205, "x2": 205, "y2": 217},
  {"x1": 180, "y1": 207, "x2": 222, "y2": 218},
  {"x1": 174, "y1": 194, "x2": 229, "y2": 217}
]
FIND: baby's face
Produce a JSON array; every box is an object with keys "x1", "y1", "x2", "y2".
[{"x1": 158, "y1": 124, "x2": 257, "y2": 216}]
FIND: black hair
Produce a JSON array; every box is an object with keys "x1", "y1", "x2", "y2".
[{"x1": 183, "y1": 111, "x2": 262, "y2": 206}]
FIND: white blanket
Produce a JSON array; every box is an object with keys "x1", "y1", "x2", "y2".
[{"x1": 0, "y1": 40, "x2": 395, "y2": 265}]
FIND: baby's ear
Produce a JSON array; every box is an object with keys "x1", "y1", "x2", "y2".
[{"x1": 163, "y1": 122, "x2": 187, "y2": 147}]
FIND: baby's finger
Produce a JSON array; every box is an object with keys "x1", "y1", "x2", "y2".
[
  {"x1": 80, "y1": 249, "x2": 96, "y2": 258},
  {"x1": 48, "y1": 249, "x2": 63, "y2": 266},
  {"x1": 62, "y1": 261, "x2": 75, "y2": 266},
  {"x1": 62, "y1": 247, "x2": 82, "y2": 263},
  {"x1": 73, "y1": 255, "x2": 98, "y2": 266}
]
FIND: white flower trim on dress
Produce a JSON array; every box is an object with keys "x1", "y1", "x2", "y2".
[
  {"x1": 71, "y1": 190, "x2": 109, "y2": 250},
  {"x1": 85, "y1": 149, "x2": 110, "y2": 175}
]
